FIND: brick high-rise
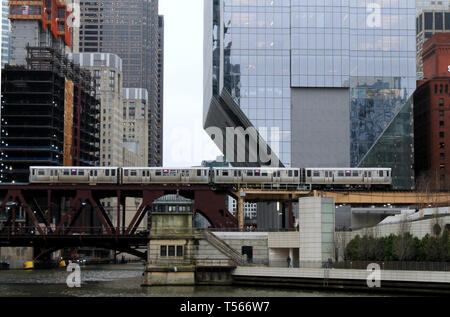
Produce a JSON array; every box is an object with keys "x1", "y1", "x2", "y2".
[{"x1": 414, "y1": 33, "x2": 450, "y2": 190}]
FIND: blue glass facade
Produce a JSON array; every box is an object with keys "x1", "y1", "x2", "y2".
[
  {"x1": 205, "y1": 0, "x2": 416, "y2": 172},
  {"x1": 1, "y1": 1, "x2": 10, "y2": 67},
  {"x1": 222, "y1": 0, "x2": 292, "y2": 165}
]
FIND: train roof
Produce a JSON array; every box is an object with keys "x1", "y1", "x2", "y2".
[
  {"x1": 212, "y1": 167, "x2": 299, "y2": 170},
  {"x1": 122, "y1": 167, "x2": 210, "y2": 170},
  {"x1": 30, "y1": 166, "x2": 119, "y2": 170},
  {"x1": 305, "y1": 167, "x2": 392, "y2": 171}
]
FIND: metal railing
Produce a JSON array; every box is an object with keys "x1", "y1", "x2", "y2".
[
  {"x1": 0, "y1": 226, "x2": 150, "y2": 237},
  {"x1": 332, "y1": 261, "x2": 450, "y2": 272},
  {"x1": 204, "y1": 230, "x2": 246, "y2": 266}
]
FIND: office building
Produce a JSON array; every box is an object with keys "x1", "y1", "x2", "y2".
[
  {"x1": 79, "y1": 0, "x2": 162, "y2": 166},
  {"x1": 204, "y1": 0, "x2": 416, "y2": 189},
  {"x1": 157, "y1": 15, "x2": 164, "y2": 163},
  {"x1": 414, "y1": 33, "x2": 450, "y2": 190},
  {"x1": 123, "y1": 88, "x2": 149, "y2": 167},
  {"x1": 69, "y1": 52, "x2": 124, "y2": 167}
]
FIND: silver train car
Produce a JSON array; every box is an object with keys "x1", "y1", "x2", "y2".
[
  {"x1": 29, "y1": 167, "x2": 120, "y2": 184},
  {"x1": 28, "y1": 166, "x2": 392, "y2": 189},
  {"x1": 121, "y1": 167, "x2": 210, "y2": 184},
  {"x1": 212, "y1": 167, "x2": 301, "y2": 187},
  {"x1": 305, "y1": 168, "x2": 392, "y2": 188}
]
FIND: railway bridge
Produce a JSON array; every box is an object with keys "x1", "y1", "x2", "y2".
[{"x1": 1, "y1": 183, "x2": 450, "y2": 260}]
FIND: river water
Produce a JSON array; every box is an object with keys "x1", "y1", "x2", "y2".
[{"x1": 0, "y1": 263, "x2": 378, "y2": 297}]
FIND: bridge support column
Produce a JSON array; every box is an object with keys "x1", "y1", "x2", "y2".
[
  {"x1": 299, "y1": 196, "x2": 335, "y2": 268},
  {"x1": 238, "y1": 195, "x2": 245, "y2": 231}
]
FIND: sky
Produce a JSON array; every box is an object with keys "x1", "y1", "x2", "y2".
[{"x1": 159, "y1": 0, "x2": 221, "y2": 167}]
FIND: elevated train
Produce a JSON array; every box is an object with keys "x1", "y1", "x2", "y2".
[{"x1": 29, "y1": 166, "x2": 392, "y2": 190}]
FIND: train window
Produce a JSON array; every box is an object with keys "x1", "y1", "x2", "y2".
[
  {"x1": 147, "y1": 171, "x2": 150, "y2": 177},
  {"x1": 294, "y1": 170, "x2": 299, "y2": 177},
  {"x1": 338, "y1": 171, "x2": 344, "y2": 177},
  {"x1": 262, "y1": 172, "x2": 268, "y2": 177},
  {"x1": 79, "y1": 171, "x2": 85, "y2": 176},
  {"x1": 352, "y1": 171, "x2": 358, "y2": 177},
  {"x1": 325, "y1": 171, "x2": 328, "y2": 177},
  {"x1": 313, "y1": 171, "x2": 320, "y2": 177},
  {"x1": 170, "y1": 170, "x2": 177, "y2": 176},
  {"x1": 163, "y1": 169, "x2": 169, "y2": 174},
  {"x1": 307, "y1": 170, "x2": 311, "y2": 177},
  {"x1": 234, "y1": 171, "x2": 238, "y2": 177},
  {"x1": 345, "y1": 170, "x2": 351, "y2": 177},
  {"x1": 124, "y1": 170, "x2": 129, "y2": 177},
  {"x1": 38, "y1": 170, "x2": 45, "y2": 176},
  {"x1": 105, "y1": 170, "x2": 110, "y2": 177},
  {"x1": 71, "y1": 169, "x2": 77, "y2": 176},
  {"x1": 387, "y1": 171, "x2": 390, "y2": 177},
  {"x1": 288, "y1": 170, "x2": 293, "y2": 177},
  {"x1": 156, "y1": 170, "x2": 161, "y2": 176},
  {"x1": 112, "y1": 170, "x2": 116, "y2": 177},
  {"x1": 255, "y1": 170, "x2": 261, "y2": 176},
  {"x1": 247, "y1": 171, "x2": 253, "y2": 176},
  {"x1": 95, "y1": 171, "x2": 97, "y2": 177},
  {"x1": 223, "y1": 171, "x2": 229, "y2": 176},
  {"x1": 63, "y1": 170, "x2": 69, "y2": 176},
  {"x1": 130, "y1": 170, "x2": 137, "y2": 177},
  {"x1": 368, "y1": 172, "x2": 372, "y2": 177},
  {"x1": 379, "y1": 171, "x2": 383, "y2": 177},
  {"x1": 197, "y1": 170, "x2": 201, "y2": 176}
]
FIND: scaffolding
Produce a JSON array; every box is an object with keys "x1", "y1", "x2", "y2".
[{"x1": 0, "y1": 46, "x2": 100, "y2": 183}]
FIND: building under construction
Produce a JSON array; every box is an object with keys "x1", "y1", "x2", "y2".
[
  {"x1": 0, "y1": 0, "x2": 99, "y2": 183},
  {"x1": 0, "y1": 46, "x2": 100, "y2": 183}
]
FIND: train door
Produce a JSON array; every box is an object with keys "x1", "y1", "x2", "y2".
[
  {"x1": 89, "y1": 169, "x2": 98, "y2": 184},
  {"x1": 50, "y1": 169, "x2": 58, "y2": 183},
  {"x1": 364, "y1": 171, "x2": 373, "y2": 186},
  {"x1": 273, "y1": 170, "x2": 281, "y2": 185},
  {"x1": 233, "y1": 170, "x2": 241, "y2": 184},
  {"x1": 324, "y1": 171, "x2": 333, "y2": 185},
  {"x1": 181, "y1": 170, "x2": 190, "y2": 183},
  {"x1": 142, "y1": 170, "x2": 151, "y2": 183}
]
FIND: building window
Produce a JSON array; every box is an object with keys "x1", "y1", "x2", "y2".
[
  {"x1": 440, "y1": 121, "x2": 445, "y2": 128},
  {"x1": 160, "y1": 246, "x2": 167, "y2": 257},
  {"x1": 168, "y1": 246, "x2": 175, "y2": 257},
  {"x1": 440, "y1": 143, "x2": 446, "y2": 149},
  {"x1": 440, "y1": 153, "x2": 445, "y2": 160},
  {"x1": 440, "y1": 132, "x2": 445, "y2": 138},
  {"x1": 439, "y1": 98, "x2": 444, "y2": 106},
  {"x1": 440, "y1": 110, "x2": 445, "y2": 117},
  {"x1": 176, "y1": 246, "x2": 183, "y2": 257},
  {"x1": 425, "y1": 12, "x2": 433, "y2": 29}
]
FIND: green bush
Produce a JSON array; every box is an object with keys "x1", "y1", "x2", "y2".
[{"x1": 344, "y1": 229, "x2": 450, "y2": 262}]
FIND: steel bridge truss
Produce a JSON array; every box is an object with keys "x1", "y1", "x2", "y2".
[{"x1": 0, "y1": 184, "x2": 237, "y2": 259}]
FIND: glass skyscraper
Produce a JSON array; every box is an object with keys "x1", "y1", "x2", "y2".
[
  {"x1": 1, "y1": 0, "x2": 10, "y2": 68},
  {"x1": 204, "y1": 0, "x2": 416, "y2": 188}
]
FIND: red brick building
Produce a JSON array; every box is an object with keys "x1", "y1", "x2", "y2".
[{"x1": 414, "y1": 33, "x2": 450, "y2": 190}]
